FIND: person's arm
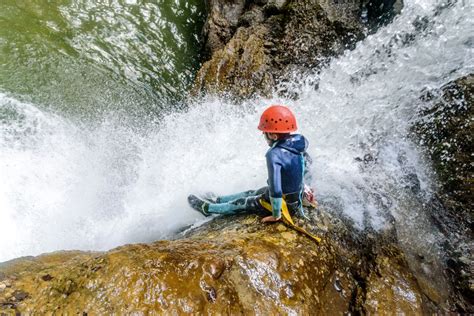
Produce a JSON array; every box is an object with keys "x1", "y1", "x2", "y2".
[{"x1": 263, "y1": 151, "x2": 282, "y2": 222}]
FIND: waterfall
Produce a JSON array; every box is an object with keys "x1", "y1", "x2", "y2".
[{"x1": 1, "y1": 0, "x2": 472, "y2": 263}]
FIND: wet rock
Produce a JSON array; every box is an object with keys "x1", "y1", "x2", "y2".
[
  {"x1": 193, "y1": 25, "x2": 273, "y2": 98},
  {"x1": 41, "y1": 274, "x2": 53, "y2": 281},
  {"x1": 364, "y1": 251, "x2": 423, "y2": 314},
  {"x1": 203, "y1": 0, "x2": 246, "y2": 55},
  {"x1": 414, "y1": 75, "x2": 473, "y2": 211},
  {"x1": 412, "y1": 74, "x2": 473, "y2": 311},
  {"x1": 0, "y1": 208, "x2": 437, "y2": 314},
  {"x1": 263, "y1": 0, "x2": 289, "y2": 14},
  {"x1": 11, "y1": 290, "x2": 28, "y2": 302},
  {"x1": 0, "y1": 280, "x2": 11, "y2": 289},
  {"x1": 194, "y1": 0, "x2": 403, "y2": 98},
  {"x1": 238, "y1": 7, "x2": 265, "y2": 27},
  {"x1": 205, "y1": 260, "x2": 225, "y2": 279}
]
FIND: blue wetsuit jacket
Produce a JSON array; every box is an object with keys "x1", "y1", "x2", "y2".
[{"x1": 266, "y1": 134, "x2": 309, "y2": 217}]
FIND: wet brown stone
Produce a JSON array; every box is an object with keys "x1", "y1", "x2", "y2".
[
  {"x1": 364, "y1": 253, "x2": 423, "y2": 314},
  {"x1": 0, "y1": 210, "x2": 436, "y2": 314},
  {"x1": 11, "y1": 290, "x2": 28, "y2": 302},
  {"x1": 193, "y1": 25, "x2": 273, "y2": 98},
  {"x1": 41, "y1": 274, "x2": 53, "y2": 281},
  {"x1": 206, "y1": 260, "x2": 225, "y2": 279}
]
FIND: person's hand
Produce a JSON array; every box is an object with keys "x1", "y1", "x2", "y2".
[{"x1": 261, "y1": 215, "x2": 281, "y2": 223}]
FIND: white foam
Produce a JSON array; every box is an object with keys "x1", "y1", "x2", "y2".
[{"x1": 1, "y1": 0, "x2": 473, "y2": 262}]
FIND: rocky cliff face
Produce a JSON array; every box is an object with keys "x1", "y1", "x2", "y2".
[
  {"x1": 193, "y1": 0, "x2": 402, "y2": 98},
  {"x1": 412, "y1": 74, "x2": 474, "y2": 310},
  {"x1": 1, "y1": 208, "x2": 441, "y2": 314}
]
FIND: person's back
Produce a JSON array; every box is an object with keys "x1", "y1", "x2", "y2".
[{"x1": 266, "y1": 133, "x2": 308, "y2": 199}]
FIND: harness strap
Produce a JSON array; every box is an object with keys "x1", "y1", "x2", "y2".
[{"x1": 259, "y1": 198, "x2": 321, "y2": 243}]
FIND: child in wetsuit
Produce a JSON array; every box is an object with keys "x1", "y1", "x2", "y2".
[{"x1": 188, "y1": 105, "x2": 313, "y2": 223}]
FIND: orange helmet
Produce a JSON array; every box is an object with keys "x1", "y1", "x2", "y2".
[{"x1": 258, "y1": 105, "x2": 297, "y2": 133}]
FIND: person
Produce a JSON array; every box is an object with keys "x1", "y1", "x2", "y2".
[{"x1": 188, "y1": 104, "x2": 314, "y2": 223}]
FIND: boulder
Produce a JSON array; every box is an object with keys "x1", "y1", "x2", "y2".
[
  {"x1": 194, "y1": 0, "x2": 403, "y2": 98},
  {"x1": 0, "y1": 209, "x2": 433, "y2": 314}
]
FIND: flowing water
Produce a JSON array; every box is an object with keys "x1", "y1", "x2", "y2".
[
  {"x1": 0, "y1": 0, "x2": 205, "y2": 119},
  {"x1": 0, "y1": 0, "x2": 472, "y2": 273}
]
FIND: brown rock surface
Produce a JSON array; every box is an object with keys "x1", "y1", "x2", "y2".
[{"x1": 0, "y1": 209, "x2": 434, "y2": 314}]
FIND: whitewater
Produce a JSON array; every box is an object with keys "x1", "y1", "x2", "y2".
[{"x1": 1, "y1": 0, "x2": 473, "y2": 262}]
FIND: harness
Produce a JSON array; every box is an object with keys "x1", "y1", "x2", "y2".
[{"x1": 259, "y1": 198, "x2": 321, "y2": 243}]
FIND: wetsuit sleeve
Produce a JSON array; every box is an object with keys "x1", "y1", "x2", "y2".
[
  {"x1": 270, "y1": 197, "x2": 282, "y2": 218},
  {"x1": 266, "y1": 151, "x2": 283, "y2": 198},
  {"x1": 266, "y1": 151, "x2": 283, "y2": 218}
]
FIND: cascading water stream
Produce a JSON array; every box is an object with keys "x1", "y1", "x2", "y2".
[{"x1": 1, "y1": 0, "x2": 472, "y2": 275}]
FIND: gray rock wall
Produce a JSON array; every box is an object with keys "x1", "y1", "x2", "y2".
[{"x1": 412, "y1": 74, "x2": 474, "y2": 311}]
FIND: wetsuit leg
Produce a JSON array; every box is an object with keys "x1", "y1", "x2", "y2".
[
  {"x1": 207, "y1": 187, "x2": 268, "y2": 215},
  {"x1": 286, "y1": 201, "x2": 307, "y2": 218},
  {"x1": 215, "y1": 187, "x2": 266, "y2": 203},
  {"x1": 284, "y1": 190, "x2": 308, "y2": 219}
]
